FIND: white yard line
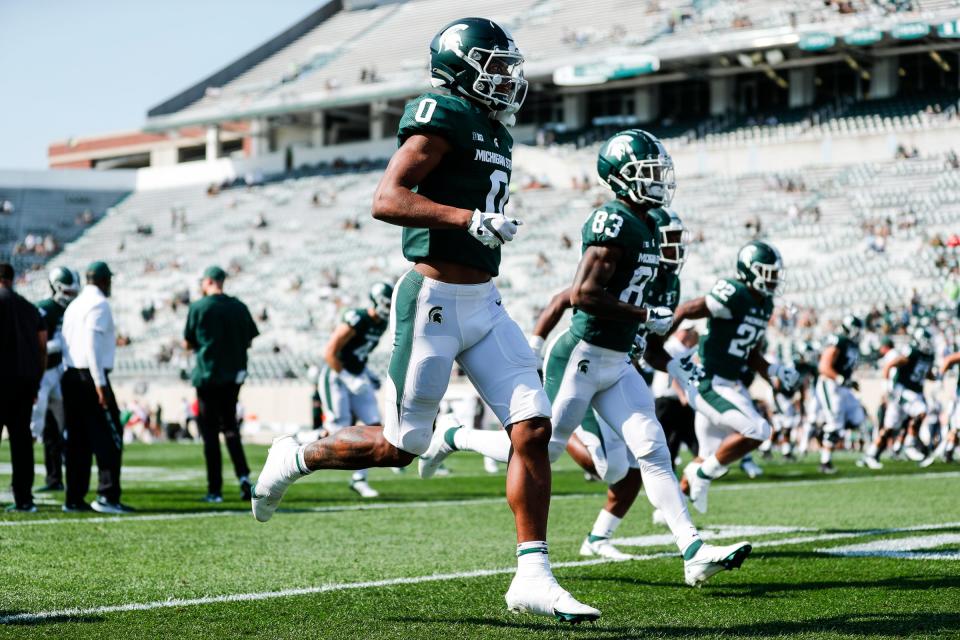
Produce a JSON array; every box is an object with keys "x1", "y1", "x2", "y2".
[
  {"x1": 2, "y1": 470, "x2": 957, "y2": 528},
  {"x1": 4, "y1": 522, "x2": 960, "y2": 625}
]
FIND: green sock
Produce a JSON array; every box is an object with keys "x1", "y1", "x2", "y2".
[
  {"x1": 443, "y1": 426, "x2": 461, "y2": 450},
  {"x1": 682, "y1": 539, "x2": 703, "y2": 560}
]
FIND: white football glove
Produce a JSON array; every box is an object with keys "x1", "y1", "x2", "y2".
[
  {"x1": 642, "y1": 306, "x2": 673, "y2": 336},
  {"x1": 528, "y1": 335, "x2": 545, "y2": 370},
  {"x1": 338, "y1": 370, "x2": 370, "y2": 395},
  {"x1": 468, "y1": 209, "x2": 522, "y2": 249},
  {"x1": 667, "y1": 355, "x2": 703, "y2": 388}
]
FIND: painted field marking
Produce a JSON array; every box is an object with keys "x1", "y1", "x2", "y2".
[
  {"x1": 818, "y1": 533, "x2": 960, "y2": 560},
  {"x1": 1, "y1": 470, "x2": 957, "y2": 529},
  {"x1": 4, "y1": 521, "x2": 959, "y2": 625}
]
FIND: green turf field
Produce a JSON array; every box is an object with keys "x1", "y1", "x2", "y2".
[{"x1": 0, "y1": 442, "x2": 957, "y2": 639}]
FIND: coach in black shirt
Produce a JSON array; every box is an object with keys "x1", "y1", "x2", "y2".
[
  {"x1": 0, "y1": 263, "x2": 47, "y2": 512},
  {"x1": 184, "y1": 266, "x2": 259, "y2": 503}
]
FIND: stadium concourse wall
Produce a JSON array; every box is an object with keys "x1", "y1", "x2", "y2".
[{"x1": 111, "y1": 377, "x2": 954, "y2": 441}]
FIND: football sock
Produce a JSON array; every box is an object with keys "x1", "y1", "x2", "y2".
[
  {"x1": 820, "y1": 449, "x2": 832, "y2": 465},
  {"x1": 454, "y1": 428, "x2": 511, "y2": 463},
  {"x1": 700, "y1": 455, "x2": 727, "y2": 479},
  {"x1": 588, "y1": 509, "x2": 622, "y2": 541},
  {"x1": 295, "y1": 445, "x2": 314, "y2": 476},
  {"x1": 781, "y1": 441, "x2": 793, "y2": 456},
  {"x1": 351, "y1": 469, "x2": 368, "y2": 482},
  {"x1": 866, "y1": 443, "x2": 879, "y2": 459},
  {"x1": 516, "y1": 541, "x2": 552, "y2": 578},
  {"x1": 636, "y1": 444, "x2": 700, "y2": 553}
]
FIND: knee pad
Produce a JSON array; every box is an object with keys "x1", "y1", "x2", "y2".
[
  {"x1": 393, "y1": 419, "x2": 434, "y2": 456},
  {"x1": 600, "y1": 451, "x2": 630, "y2": 486},
  {"x1": 547, "y1": 436, "x2": 566, "y2": 463},
  {"x1": 735, "y1": 413, "x2": 771, "y2": 442},
  {"x1": 411, "y1": 356, "x2": 451, "y2": 404}
]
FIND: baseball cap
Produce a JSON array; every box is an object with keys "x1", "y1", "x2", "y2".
[{"x1": 203, "y1": 265, "x2": 227, "y2": 282}]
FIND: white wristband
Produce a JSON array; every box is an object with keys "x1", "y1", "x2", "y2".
[{"x1": 528, "y1": 335, "x2": 545, "y2": 357}]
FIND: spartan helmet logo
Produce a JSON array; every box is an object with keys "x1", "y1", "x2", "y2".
[
  {"x1": 577, "y1": 359, "x2": 590, "y2": 374},
  {"x1": 738, "y1": 243, "x2": 758, "y2": 265},
  {"x1": 428, "y1": 306, "x2": 444, "y2": 324},
  {"x1": 439, "y1": 23, "x2": 468, "y2": 54},
  {"x1": 606, "y1": 135, "x2": 633, "y2": 160}
]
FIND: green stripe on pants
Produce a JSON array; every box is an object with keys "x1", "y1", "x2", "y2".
[
  {"x1": 387, "y1": 271, "x2": 424, "y2": 425},
  {"x1": 819, "y1": 379, "x2": 833, "y2": 412},
  {"x1": 543, "y1": 330, "x2": 580, "y2": 403},
  {"x1": 321, "y1": 367, "x2": 337, "y2": 423},
  {"x1": 697, "y1": 377, "x2": 741, "y2": 415}
]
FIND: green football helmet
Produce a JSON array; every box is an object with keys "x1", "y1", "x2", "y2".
[
  {"x1": 48, "y1": 266, "x2": 80, "y2": 306},
  {"x1": 840, "y1": 315, "x2": 864, "y2": 340},
  {"x1": 597, "y1": 129, "x2": 676, "y2": 206},
  {"x1": 736, "y1": 240, "x2": 783, "y2": 297},
  {"x1": 369, "y1": 281, "x2": 394, "y2": 317},
  {"x1": 648, "y1": 207, "x2": 687, "y2": 272},
  {"x1": 911, "y1": 326, "x2": 933, "y2": 353},
  {"x1": 429, "y1": 17, "x2": 527, "y2": 117}
]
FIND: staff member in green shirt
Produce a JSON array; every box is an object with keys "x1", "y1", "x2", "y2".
[{"x1": 184, "y1": 266, "x2": 259, "y2": 503}]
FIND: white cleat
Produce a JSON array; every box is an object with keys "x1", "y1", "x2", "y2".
[
  {"x1": 418, "y1": 415, "x2": 461, "y2": 479},
  {"x1": 651, "y1": 508, "x2": 668, "y2": 527},
  {"x1": 505, "y1": 574, "x2": 600, "y2": 624},
  {"x1": 904, "y1": 447, "x2": 926, "y2": 462},
  {"x1": 857, "y1": 456, "x2": 883, "y2": 470},
  {"x1": 579, "y1": 536, "x2": 635, "y2": 560},
  {"x1": 683, "y1": 462, "x2": 711, "y2": 514},
  {"x1": 349, "y1": 479, "x2": 379, "y2": 499},
  {"x1": 740, "y1": 458, "x2": 764, "y2": 479},
  {"x1": 251, "y1": 435, "x2": 304, "y2": 523},
  {"x1": 918, "y1": 455, "x2": 937, "y2": 468},
  {"x1": 684, "y1": 541, "x2": 753, "y2": 587}
]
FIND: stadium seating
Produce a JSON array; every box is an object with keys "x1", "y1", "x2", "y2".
[
  {"x1": 0, "y1": 188, "x2": 128, "y2": 274},
  {"x1": 16, "y1": 144, "x2": 959, "y2": 381}
]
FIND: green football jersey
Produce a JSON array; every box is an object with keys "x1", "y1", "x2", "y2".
[
  {"x1": 397, "y1": 93, "x2": 514, "y2": 277},
  {"x1": 699, "y1": 278, "x2": 773, "y2": 380},
  {"x1": 37, "y1": 297, "x2": 65, "y2": 368},
  {"x1": 826, "y1": 334, "x2": 859, "y2": 379},
  {"x1": 893, "y1": 347, "x2": 934, "y2": 393},
  {"x1": 338, "y1": 307, "x2": 387, "y2": 375},
  {"x1": 569, "y1": 199, "x2": 660, "y2": 352}
]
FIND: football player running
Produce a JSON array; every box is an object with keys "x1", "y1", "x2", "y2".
[
  {"x1": 815, "y1": 316, "x2": 866, "y2": 474},
  {"x1": 865, "y1": 327, "x2": 937, "y2": 467},
  {"x1": 252, "y1": 18, "x2": 599, "y2": 623},
  {"x1": 922, "y1": 348, "x2": 960, "y2": 466},
  {"x1": 317, "y1": 282, "x2": 393, "y2": 498},
  {"x1": 31, "y1": 267, "x2": 81, "y2": 491},
  {"x1": 423, "y1": 133, "x2": 752, "y2": 584},
  {"x1": 671, "y1": 241, "x2": 798, "y2": 514}
]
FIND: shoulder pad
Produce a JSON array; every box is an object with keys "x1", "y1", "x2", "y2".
[
  {"x1": 708, "y1": 278, "x2": 741, "y2": 308},
  {"x1": 581, "y1": 203, "x2": 631, "y2": 246},
  {"x1": 398, "y1": 93, "x2": 473, "y2": 148},
  {"x1": 343, "y1": 308, "x2": 364, "y2": 327}
]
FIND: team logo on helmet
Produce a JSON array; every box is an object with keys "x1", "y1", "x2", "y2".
[
  {"x1": 439, "y1": 23, "x2": 468, "y2": 53},
  {"x1": 606, "y1": 135, "x2": 633, "y2": 160}
]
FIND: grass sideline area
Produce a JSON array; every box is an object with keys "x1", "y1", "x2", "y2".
[{"x1": 0, "y1": 442, "x2": 958, "y2": 639}]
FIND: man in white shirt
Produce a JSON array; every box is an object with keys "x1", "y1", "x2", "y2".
[{"x1": 61, "y1": 261, "x2": 131, "y2": 514}]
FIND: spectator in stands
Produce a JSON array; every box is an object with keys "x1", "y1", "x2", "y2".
[
  {"x1": 1, "y1": 200, "x2": 13, "y2": 215},
  {"x1": 0, "y1": 262, "x2": 46, "y2": 513},
  {"x1": 183, "y1": 266, "x2": 259, "y2": 503},
  {"x1": 61, "y1": 261, "x2": 131, "y2": 514}
]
